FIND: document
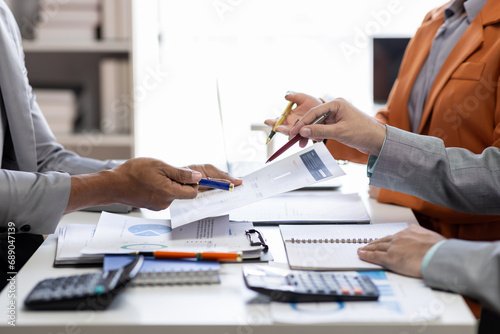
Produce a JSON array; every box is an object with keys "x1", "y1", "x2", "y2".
[
  {"x1": 280, "y1": 223, "x2": 409, "y2": 270},
  {"x1": 228, "y1": 192, "x2": 370, "y2": 224},
  {"x1": 271, "y1": 271, "x2": 443, "y2": 323},
  {"x1": 55, "y1": 224, "x2": 103, "y2": 266},
  {"x1": 81, "y1": 212, "x2": 230, "y2": 254},
  {"x1": 170, "y1": 142, "x2": 345, "y2": 228}
]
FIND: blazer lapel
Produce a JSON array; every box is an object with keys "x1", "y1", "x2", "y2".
[
  {"x1": 389, "y1": 8, "x2": 445, "y2": 130},
  {"x1": 417, "y1": 0, "x2": 500, "y2": 133},
  {"x1": 0, "y1": 11, "x2": 37, "y2": 172}
]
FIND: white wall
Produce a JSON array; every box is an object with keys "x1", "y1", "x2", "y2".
[{"x1": 134, "y1": 0, "x2": 445, "y2": 171}]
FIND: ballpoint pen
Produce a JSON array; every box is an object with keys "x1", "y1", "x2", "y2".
[
  {"x1": 266, "y1": 101, "x2": 295, "y2": 145},
  {"x1": 266, "y1": 109, "x2": 333, "y2": 163},
  {"x1": 198, "y1": 178, "x2": 234, "y2": 191},
  {"x1": 132, "y1": 250, "x2": 243, "y2": 262}
]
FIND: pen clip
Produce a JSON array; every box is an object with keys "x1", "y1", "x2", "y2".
[{"x1": 245, "y1": 229, "x2": 269, "y2": 251}]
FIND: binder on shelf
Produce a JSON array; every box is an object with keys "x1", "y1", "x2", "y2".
[
  {"x1": 34, "y1": 88, "x2": 77, "y2": 136},
  {"x1": 101, "y1": 0, "x2": 132, "y2": 41},
  {"x1": 103, "y1": 255, "x2": 221, "y2": 285},
  {"x1": 36, "y1": 0, "x2": 101, "y2": 42},
  {"x1": 99, "y1": 58, "x2": 131, "y2": 134}
]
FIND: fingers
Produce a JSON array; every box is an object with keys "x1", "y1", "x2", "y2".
[
  {"x1": 188, "y1": 164, "x2": 243, "y2": 186},
  {"x1": 360, "y1": 241, "x2": 391, "y2": 253},
  {"x1": 165, "y1": 165, "x2": 202, "y2": 184},
  {"x1": 203, "y1": 164, "x2": 243, "y2": 186},
  {"x1": 290, "y1": 101, "x2": 338, "y2": 137},
  {"x1": 357, "y1": 248, "x2": 387, "y2": 266},
  {"x1": 284, "y1": 91, "x2": 300, "y2": 103},
  {"x1": 264, "y1": 119, "x2": 276, "y2": 127}
]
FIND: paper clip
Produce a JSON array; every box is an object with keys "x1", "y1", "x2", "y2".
[{"x1": 245, "y1": 229, "x2": 269, "y2": 251}]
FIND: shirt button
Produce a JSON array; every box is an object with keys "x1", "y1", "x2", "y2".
[{"x1": 20, "y1": 225, "x2": 31, "y2": 232}]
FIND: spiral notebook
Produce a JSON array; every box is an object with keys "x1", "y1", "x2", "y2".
[
  {"x1": 280, "y1": 223, "x2": 408, "y2": 270},
  {"x1": 103, "y1": 255, "x2": 221, "y2": 285}
]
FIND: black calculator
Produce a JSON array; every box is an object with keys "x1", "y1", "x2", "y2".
[
  {"x1": 243, "y1": 266, "x2": 379, "y2": 302},
  {"x1": 24, "y1": 255, "x2": 144, "y2": 310}
]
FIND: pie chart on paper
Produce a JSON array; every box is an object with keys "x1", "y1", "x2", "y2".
[{"x1": 128, "y1": 224, "x2": 172, "y2": 236}]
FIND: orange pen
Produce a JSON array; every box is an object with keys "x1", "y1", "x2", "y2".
[{"x1": 135, "y1": 250, "x2": 243, "y2": 262}]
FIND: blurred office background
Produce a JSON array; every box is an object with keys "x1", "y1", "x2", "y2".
[{"x1": 6, "y1": 0, "x2": 444, "y2": 172}]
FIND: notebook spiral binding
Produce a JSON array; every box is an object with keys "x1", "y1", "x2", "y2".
[
  {"x1": 288, "y1": 237, "x2": 379, "y2": 244},
  {"x1": 132, "y1": 269, "x2": 220, "y2": 286}
]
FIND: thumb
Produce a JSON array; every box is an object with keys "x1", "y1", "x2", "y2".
[
  {"x1": 299, "y1": 124, "x2": 331, "y2": 141},
  {"x1": 285, "y1": 91, "x2": 304, "y2": 104},
  {"x1": 167, "y1": 166, "x2": 202, "y2": 184}
]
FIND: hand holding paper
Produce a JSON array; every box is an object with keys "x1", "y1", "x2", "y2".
[{"x1": 170, "y1": 142, "x2": 345, "y2": 228}]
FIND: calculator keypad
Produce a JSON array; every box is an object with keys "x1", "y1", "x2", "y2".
[
  {"x1": 288, "y1": 272, "x2": 378, "y2": 300},
  {"x1": 24, "y1": 273, "x2": 109, "y2": 310},
  {"x1": 244, "y1": 268, "x2": 380, "y2": 303}
]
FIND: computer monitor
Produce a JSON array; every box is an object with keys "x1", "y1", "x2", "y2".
[{"x1": 372, "y1": 37, "x2": 411, "y2": 104}]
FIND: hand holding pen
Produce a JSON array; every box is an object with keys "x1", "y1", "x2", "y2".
[
  {"x1": 266, "y1": 109, "x2": 332, "y2": 163},
  {"x1": 266, "y1": 101, "x2": 295, "y2": 144},
  {"x1": 290, "y1": 98, "x2": 387, "y2": 156},
  {"x1": 187, "y1": 164, "x2": 242, "y2": 191},
  {"x1": 264, "y1": 92, "x2": 323, "y2": 138}
]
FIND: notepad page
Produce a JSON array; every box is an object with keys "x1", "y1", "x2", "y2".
[{"x1": 280, "y1": 223, "x2": 408, "y2": 270}]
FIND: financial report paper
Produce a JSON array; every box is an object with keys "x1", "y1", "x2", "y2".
[{"x1": 170, "y1": 142, "x2": 345, "y2": 228}]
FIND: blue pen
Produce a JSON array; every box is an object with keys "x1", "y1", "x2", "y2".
[{"x1": 198, "y1": 178, "x2": 234, "y2": 191}]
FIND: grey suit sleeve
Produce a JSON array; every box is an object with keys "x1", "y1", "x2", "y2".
[
  {"x1": 369, "y1": 126, "x2": 500, "y2": 215},
  {"x1": 0, "y1": 170, "x2": 71, "y2": 235},
  {"x1": 0, "y1": 3, "x2": 120, "y2": 235},
  {"x1": 424, "y1": 239, "x2": 500, "y2": 313}
]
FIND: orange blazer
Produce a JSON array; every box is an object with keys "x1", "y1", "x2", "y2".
[{"x1": 327, "y1": 0, "x2": 500, "y2": 240}]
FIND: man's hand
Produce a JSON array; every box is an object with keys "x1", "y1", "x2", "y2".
[
  {"x1": 357, "y1": 225, "x2": 446, "y2": 278},
  {"x1": 66, "y1": 159, "x2": 238, "y2": 213},
  {"x1": 264, "y1": 92, "x2": 323, "y2": 135},
  {"x1": 289, "y1": 98, "x2": 386, "y2": 156}
]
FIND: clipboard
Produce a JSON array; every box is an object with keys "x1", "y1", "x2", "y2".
[{"x1": 227, "y1": 222, "x2": 272, "y2": 262}]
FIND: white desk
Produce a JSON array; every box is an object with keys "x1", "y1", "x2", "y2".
[{"x1": 0, "y1": 164, "x2": 477, "y2": 334}]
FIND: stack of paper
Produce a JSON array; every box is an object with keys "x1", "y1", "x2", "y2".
[
  {"x1": 55, "y1": 224, "x2": 102, "y2": 266},
  {"x1": 55, "y1": 213, "x2": 267, "y2": 267}
]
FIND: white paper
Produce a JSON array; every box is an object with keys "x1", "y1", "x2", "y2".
[
  {"x1": 81, "y1": 212, "x2": 230, "y2": 254},
  {"x1": 280, "y1": 223, "x2": 409, "y2": 270},
  {"x1": 271, "y1": 271, "x2": 443, "y2": 323},
  {"x1": 170, "y1": 142, "x2": 345, "y2": 228},
  {"x1": 56, "y1": 224, "x2": 102, "y2": 264},
  {"x1": 229, "y1": 192, "x2": 369, "y2": 223}
]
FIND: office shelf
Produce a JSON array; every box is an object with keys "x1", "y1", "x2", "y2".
[
  {"x1": 14, "y1": 0, "x2": 135, "y2": 160},
  {"x1": 22, "y1": 40, "x2": 132, "y2": 53}
]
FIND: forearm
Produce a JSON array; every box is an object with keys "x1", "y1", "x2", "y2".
[
  {"x1": 424, "y1": 239, "x2": 500, "y2": 313},
  {"x1": 65, "y1": 169, "x2": 121, "y2": 214},
  {"x1": 370, "y1": 126, "x2": 500, "y2": 214}
]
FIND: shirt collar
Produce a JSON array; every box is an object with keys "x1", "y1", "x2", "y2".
[{"x1": 444, "y1": 0, "x2": 488, "y2": 23}]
